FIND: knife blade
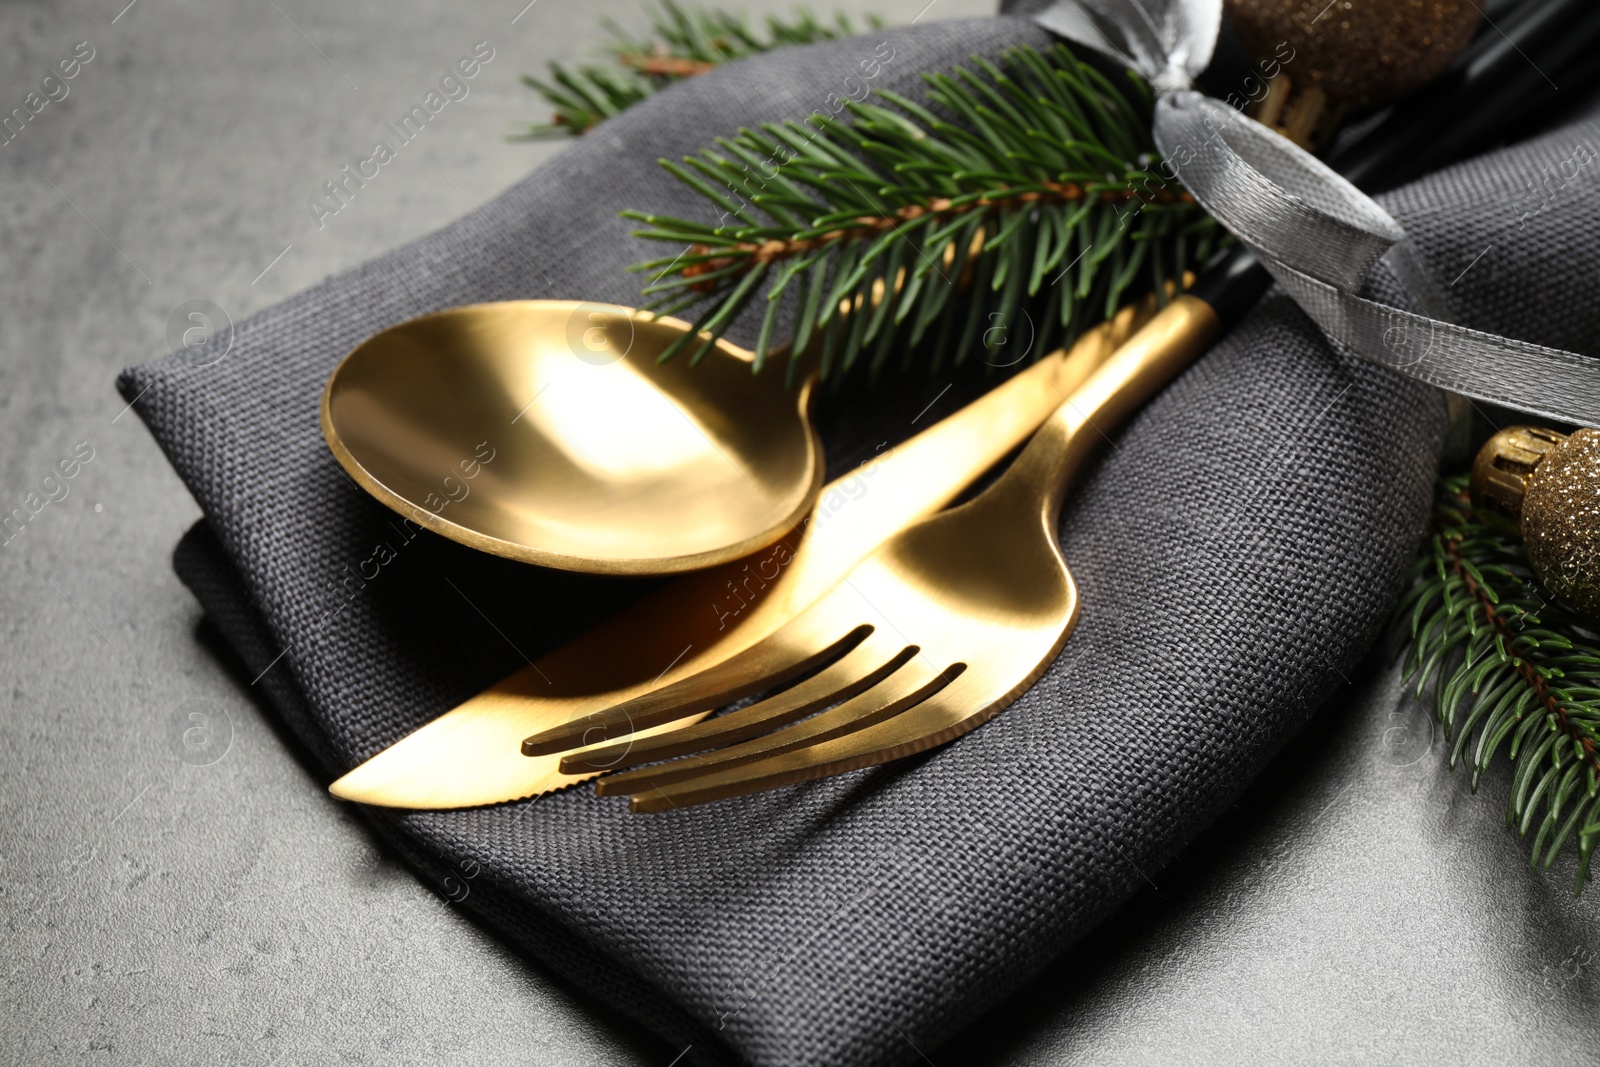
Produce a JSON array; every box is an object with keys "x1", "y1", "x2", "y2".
[{"x1": 329, "y1": 300, "x2": 1155, "y2": 809}]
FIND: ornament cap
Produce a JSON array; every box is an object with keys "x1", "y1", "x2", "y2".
[{"x1": 1469, "y1": 425, "x2": 1567, "y2": 532}]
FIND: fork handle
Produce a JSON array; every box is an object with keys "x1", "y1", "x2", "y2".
[{"x1": 997, "y1": 252, "x2": 1267, "y2": 523}]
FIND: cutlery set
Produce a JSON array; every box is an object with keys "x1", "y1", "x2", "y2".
[
  {"x1": 325, "y1": 289, "x2": 1160, "y2": 809},
  {"x1": 320, "y1": 3, "x2": 1597, "y2": 813}
]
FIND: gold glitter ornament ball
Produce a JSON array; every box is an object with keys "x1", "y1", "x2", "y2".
[
  {"x1": 1225, "y1": 0, "x2": 1481, "y2": 110},
  {"x1": 1523, "y1": 428, "x2": 1600, "y2": 619}
]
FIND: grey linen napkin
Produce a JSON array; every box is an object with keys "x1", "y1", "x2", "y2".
[{"x1": 119, "y1": 14, "x2": 1600, "y2": 1066}]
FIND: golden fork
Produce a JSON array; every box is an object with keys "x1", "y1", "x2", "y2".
[{"x1": 522, "y1": 289, "x2": 1225, "y2": 811}]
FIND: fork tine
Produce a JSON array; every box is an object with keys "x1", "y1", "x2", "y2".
[
  {"x1": 560, "y1": 629, "x2": 913, "y2": 774},
  {"x1": 625, "y1": 672, "x2": 994, "y2": 812},
  {"x1": 520, "y1": 620, "x2": 872, "y2": 757},
  {"x1": 599, "y1": 656, "x2": 964, "y2": 800}
]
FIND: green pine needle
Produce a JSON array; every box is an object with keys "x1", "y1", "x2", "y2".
[
  {"x1": 1395, "y1": 473, "x2": 1600, "y2": 895},
  {"x1": 622, "y1": 43, "x2": 1221, "y2": 378},
  {"x1": 516, "y1": 4, "x2": 879, "y2": 140}
]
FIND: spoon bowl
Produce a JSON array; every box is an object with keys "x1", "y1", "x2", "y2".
[{"x1": 321, "y1": 300, "x2": 821, "y2": 575}]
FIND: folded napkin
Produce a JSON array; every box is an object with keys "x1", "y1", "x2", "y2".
[{"x1": 120, "y1": 15, "x2": 1600, "y2": 1066}]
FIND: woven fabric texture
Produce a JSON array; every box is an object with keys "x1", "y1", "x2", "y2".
[{"x1": 120, "y1": 15, "x2": 1600, "y2": 1066}]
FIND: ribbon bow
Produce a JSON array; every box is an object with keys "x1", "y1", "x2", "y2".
[{"x1": 1005, "y1": 0, "x2": 1600, "y2": 427}]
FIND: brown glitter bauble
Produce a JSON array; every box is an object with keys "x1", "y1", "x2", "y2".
[
  {"x1": 1225, "y1": 0, "x2": 1481, "y2": 110},
  {"x1": 1523, "y1": 428, "x2": 1600, "y2": 619}
]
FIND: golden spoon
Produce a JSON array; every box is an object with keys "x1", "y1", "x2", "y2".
[{"x1": 321, "y1": 300, "x2": 822, "y2": 576}]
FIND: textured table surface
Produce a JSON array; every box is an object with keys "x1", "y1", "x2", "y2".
[{"x1": 2, "y1": 1, "x2": 1596, "y2": 1064}]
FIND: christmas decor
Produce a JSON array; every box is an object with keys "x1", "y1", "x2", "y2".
[
  {"x1": 625, "y1": 44, "x2": 1221, "y2": 377},
  {"x1": 1226, "y1": 0, "x2": 1481, "y2": 147},
  {"x1": 1398, "y1": 471, "x2": 1600, "y2": 894},
  {"x1": 1472, "y1": 427, "x2": 1600, "y2": 620},
  {"x1": 518, "y1": 4, "x2": 878, "y2": 139}
]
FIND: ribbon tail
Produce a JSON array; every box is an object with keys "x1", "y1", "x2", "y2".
[
  {"x1": 1272, "y1": 262, "x2": 1600, "y2": 428},
  {"x1": 1155, "y1": 93, "x2": 1600, "y2": 428}
]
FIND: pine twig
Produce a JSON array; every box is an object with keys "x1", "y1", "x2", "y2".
[
  {"x1": 516, "y1": 4, "x2": 879, "y2": 139},
  {"x1": 624, "y1": 43, "x2": 1221, "y2": 378},
  {"x1": 1396, "y1": 473, "x2": 1600, "y2": 895}
]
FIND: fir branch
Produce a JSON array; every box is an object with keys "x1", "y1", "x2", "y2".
[
  {"x1": 1396, "y1": 473, "x2": 1600, "y2": 895},
  {"x1": 622, "y1": 43, "x2": 1221, "y2": 377},
  {"x1": 517, "y1": 5, "x2": 879, "y2": 139}
]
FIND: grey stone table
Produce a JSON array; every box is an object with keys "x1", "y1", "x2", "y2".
[{"x1": 1, "y1": 1, "x2": 1595, "y2": 1063}]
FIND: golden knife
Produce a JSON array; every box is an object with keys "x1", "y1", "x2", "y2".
[{"x1": 330, "y1": 299, "x2": 1156, "y2": 809}]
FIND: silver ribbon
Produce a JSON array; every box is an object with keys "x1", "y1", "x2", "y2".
[{"x1": 1004, "y1": 0, "x2": 1600, "y2": 427}]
